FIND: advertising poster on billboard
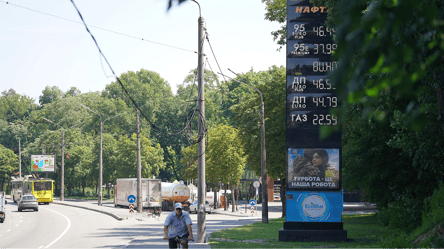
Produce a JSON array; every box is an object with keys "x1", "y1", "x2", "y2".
[
  {"x1": 287, "y1": 148, "x2": 340, "y2": 190},
  {"x1": 285, "y1": 191, "x2": 343, "y2": 222},
  {"x1": 31, "y1": 154, "x2": 56, "y2": 173}
]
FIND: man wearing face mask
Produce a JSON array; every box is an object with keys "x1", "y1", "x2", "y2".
[{"x1": 163, "y1": 203, "x2": 194, "y2": 248}]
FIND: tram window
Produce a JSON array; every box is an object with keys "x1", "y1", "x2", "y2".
[{"x1": 34, "y1": 182, "x2": 51, "y2": 191}]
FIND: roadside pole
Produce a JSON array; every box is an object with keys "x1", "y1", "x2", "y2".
[
  {"x1": 18, "y1": 139, "x2": 21, "y2": 178},
  {"x1": 137, "y1": 109, "x2": 142, "y2": 213},
  {"x1": 194, "y1": 0, "x2": 206, "y2": 243}
]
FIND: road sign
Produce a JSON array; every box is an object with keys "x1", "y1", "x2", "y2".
[
  {"x1": 253, "y1": 181, "x2": 260, "y2": 188},
  {"x1": 129, "y1": 203, "x2": 134, "y2": 213},
  {"x1": 127, "y1": 194, "x2": 136, "y2": 204},
  {"x1": 249, "y1": 199, "x2": 256, "y2": 206}
]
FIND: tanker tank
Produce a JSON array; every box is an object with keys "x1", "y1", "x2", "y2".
[{"x1": 161, "y1": 182, "x2": 190, "y2": 211}]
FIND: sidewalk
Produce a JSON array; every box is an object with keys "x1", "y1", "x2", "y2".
[{"x1": 211, "y1": 200, "x2": 377, "y2": 218}]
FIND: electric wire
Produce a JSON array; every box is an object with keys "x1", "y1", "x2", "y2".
[
  {"x1": 205, "y1": 31, "x2": 228, "y2": 83},
  {"x1": 69, "y1": 0, "x2": 204, "y2": 145},
  {"x1": 0, "y1": 0, "x2": 197, "y2": 54}
]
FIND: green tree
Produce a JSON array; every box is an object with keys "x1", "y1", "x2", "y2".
[
  {"x1": 230, "y1": 66, "x2": 286, "y2": 216},
  {"x1": 115, "y1": 132, "x2": 166, "y2": 179},
  {"x1": 102, "y1": 69, "x2": 172, "y2": 126},
  {"x1": 0, "y1": 89, "x2": 38, "y2": 122},
  {"x1": 0, "y1": 145, "x2": 18, "y2": 191},
  {"x1": 206, "y1": 124, "x2": 246, "y2": 211},
  {"x1": 39, "y1": 86, "x2": 64, "y2": 106}
]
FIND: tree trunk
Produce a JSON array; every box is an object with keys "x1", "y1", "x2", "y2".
[
  {"x1": 224, "y1": 184, "x2": 227, "y2": 211},
  {"x1": 231, "y1": 180, "x2": 235, "y2": 212},
  {"x1": 68, "y1": 185, "x2": 72, "y2": 196},
  {"x1": 236, "y1": 184, "x2": 239, "y2": 211},
  {"x1": 280, "y1": 178, "x2": 286, "y2": 218},
  {"x1": 213, "y1": 183, "x2": 218, "y2": 209}
]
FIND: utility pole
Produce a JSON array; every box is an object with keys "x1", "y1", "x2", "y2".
[
  {"x1": 79, "y1": 104, "x2": 103, "y2": 206},
  {"x1": 99, "y1": 119, "x2": 103, "y2": 206},
  {"x1": 192, "y1": 0, "x2": 206, "y2": 243},
  {"x1": 43, "y1": 118, "x2": 83, "y2": 201},
  {"x1": 260, "y1": 97, "x2": 269, "y2": 223},
  {"x1": 223, "y1": 69, "x2": 269, "y2": 223},
  {"x1": 136, "y1": 109, "x2": 142, "y2": 212},
  {"x1": 61, "y1": 130, "x2": 65, "y2": 201},
  {"x1": 18, "y1": 139, "x2": 21, "y2": 178}
]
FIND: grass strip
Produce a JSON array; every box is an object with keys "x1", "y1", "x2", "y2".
[{"x1": 209, "y1": 214, "x2": 391, "y2": 248}]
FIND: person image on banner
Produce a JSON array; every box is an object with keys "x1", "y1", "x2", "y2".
[{"x1": 289, "y1": 149, "x2": 339, "y2": 188}]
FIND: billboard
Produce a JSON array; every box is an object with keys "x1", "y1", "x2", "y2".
[
  {"x1": 286, "y1": 191, "x2": 343, "y2": 222},
  {"x1": 31, "y1": 154, "x2": 56, "y2": 173},
  {"x1": 287, "y1": 148, "x2": 340, "y2": 190}
]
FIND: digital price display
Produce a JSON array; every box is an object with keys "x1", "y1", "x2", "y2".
[
  {"x1": 286, "y1": 0, "x2": 341, "y2": 190},
  {"x1": 281, "y1": 1, "x2": 347, "y2": 243}
]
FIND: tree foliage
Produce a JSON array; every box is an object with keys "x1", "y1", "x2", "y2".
[
  {"x1": 230, "y1": 66, "x2": 286, "y2": 181},
  {"x1": 0, "y1": 144, "x2": 18, "y2": 190}
]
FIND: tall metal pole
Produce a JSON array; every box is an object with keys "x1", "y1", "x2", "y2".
[
  {"x1": 136, "y1": 109, "x2": 142, "y2": 212},
  {"x1": 197, "y1": 13, "x2": 206, "y2": 244},
  {"x1": 18, "y1": 139, "x2": 21, "y2": 178},
  {"x1": 99, "y1": 119, "x2": 103, "y2": 206},
  {"x1": 260, "y1": 99, "x2": 269, "y2": 223},
  {"x1": 61, "y1": 130, "x2": 65, "y2": 201}
]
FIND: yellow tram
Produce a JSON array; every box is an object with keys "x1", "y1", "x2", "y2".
[{"x1": 11, "y1": 176, "x2": 54, "y2": 204}]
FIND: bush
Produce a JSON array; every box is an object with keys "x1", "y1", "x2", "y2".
[
  {"x1": 422, "y1": 182, "x2": 444, "y2": 231},
  {"x1": 377, "y1": 183, "x2": 444, "y2": 248},
  {"x1": 376, "y1": 207, "x2": 392, "y2": 226},
  {"x1": 85, "y1": 189, "x2": 93, "y2": 197},
  {"x1": 375, "y1": 196, "x2": 423, "y2": 233},
  {"x1": 71, "y1": 189, "x2": 83, "y2": 197}
]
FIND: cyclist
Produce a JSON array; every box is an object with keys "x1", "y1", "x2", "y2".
[{"x1": 163, "y1": 203, "x2": 194, "y2": 248}]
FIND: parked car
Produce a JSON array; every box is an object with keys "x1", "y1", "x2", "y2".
[
  {"x1": 18, "y1": 195, "x2": 38, "y2": 212},
  {"x1": 189, "y1": 200, "x2": 212, "y2": 214}
]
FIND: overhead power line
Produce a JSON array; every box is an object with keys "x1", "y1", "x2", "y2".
[
  {"x1": 0, "y1": 0, "x2": 197, "y2": 54},
  {"x1": 69, "y1": 0, "x2": 205, "y2": 144}
]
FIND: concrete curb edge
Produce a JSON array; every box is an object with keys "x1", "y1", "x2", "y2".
[{"x1": 52, "y1": 201, "x2": 123, "y2": 221}]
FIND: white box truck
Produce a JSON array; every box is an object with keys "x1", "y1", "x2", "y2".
[{"x1": 114, "y1": 178, "x2": 162, "y2": 215}]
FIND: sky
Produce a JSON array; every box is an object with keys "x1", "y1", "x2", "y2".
[{"x1": 0, "y1": 0, "x2": 285, "y2": 105}]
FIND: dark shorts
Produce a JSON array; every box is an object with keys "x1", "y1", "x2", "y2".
[{"x1": 168, "y1": 233, "x2": 189, "y2": 248}]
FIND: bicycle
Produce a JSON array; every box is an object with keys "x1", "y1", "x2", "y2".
[{"x1": 174, "y1": 235, "x2": 193, "y2": 249}]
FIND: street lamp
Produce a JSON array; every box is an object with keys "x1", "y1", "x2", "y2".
[
  {"x1": 218, "y1": 69, "x2": 269, "y2": 224},
  {"x1": 79, "y1": 103, "x2": 104, "y2": 206},
  {"x1": 43, "y1": 118, "x2": 83, "y2": 201}
]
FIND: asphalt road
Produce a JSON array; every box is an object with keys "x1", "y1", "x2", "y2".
[{"x1": 0, "y1": 202, "x2": 152, "y2": 248}]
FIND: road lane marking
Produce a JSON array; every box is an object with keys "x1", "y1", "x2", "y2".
[{"x1": 44, "y1": 208, "x2": 71, "y2": 248}]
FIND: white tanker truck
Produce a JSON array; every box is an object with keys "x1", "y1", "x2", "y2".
[{"x1": 161, "y1": 181, "x2": 190, "y2": 211}]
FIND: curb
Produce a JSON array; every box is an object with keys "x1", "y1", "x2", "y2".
[{"x1": 52, "y1": 201, "x2": 123, "y2": 221}]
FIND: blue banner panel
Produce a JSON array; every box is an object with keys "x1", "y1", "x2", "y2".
[{"x1": 286, "y1": 191, "x2": 343, "y2": 222}]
